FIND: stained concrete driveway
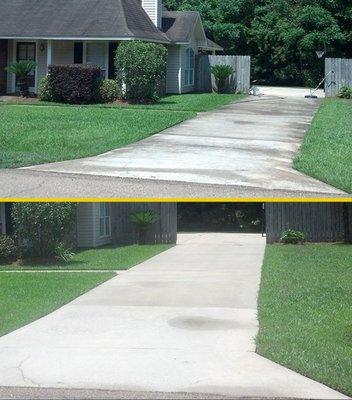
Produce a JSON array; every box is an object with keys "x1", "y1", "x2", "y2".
[
  {"x1": 0, "y1": 233, "x2": 347, "y2": 399},
  {"x1": 23, "y1": 95, "x2": 343, "y2": 195}
]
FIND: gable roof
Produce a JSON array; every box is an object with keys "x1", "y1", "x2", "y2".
[
  {"x1": 162, "y1": 10, "x2": 200, "y2": 43},
  {"x1": 0, "y1": 0, "x2": 169, "y2": 42}
]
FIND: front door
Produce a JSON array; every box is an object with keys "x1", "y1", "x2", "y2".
[{"x1": 16, "y1": 42, "x2": 36, "y2": 91}]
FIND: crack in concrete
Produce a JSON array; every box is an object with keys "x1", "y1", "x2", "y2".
[{"x1": 16, "y1": 356, "x2": 41, "y2": 388}]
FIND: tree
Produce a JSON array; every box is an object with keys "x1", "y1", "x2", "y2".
[{"x1": 164, "y1": 0, "x2": 352, "y2": 85}]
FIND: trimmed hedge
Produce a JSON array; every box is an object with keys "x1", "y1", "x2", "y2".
[
  {"x1": 48, "y1": 64, "x2": 102, "y2": 104},
  {"x1": 99, "y1": 79, "x2": 119, "y2": 103},
  {"x1": 115, "y1": 41, "x2": 167, "y2": 103}
]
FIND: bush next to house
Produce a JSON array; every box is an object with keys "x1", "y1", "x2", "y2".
[
  {"x1": 280, "y1": 229, "x2": 306, "y2": 244},
  {"x1": 47, "y1": 64, "x2": 102, "y2": 104},
  {"x1": 0, "y1": 235, "x2": 18, "y2": 264},
  {"x1": 38, "y1": 76, "x2": 54, "y2": 102},
  {"x1": 115, "y1": 41, "x2": 167, "y2": 103},
  {"x1": 99, "y1": 79, "x2": 119, "y2": 103},
  {"x1": 12, "y1": 203, "x2": 77, "y2": 259},
  {"x1": 338, "y1": 86, "x2": 352, "y2": 99}
]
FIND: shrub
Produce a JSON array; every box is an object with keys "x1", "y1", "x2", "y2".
[
  {"x1": 280, "y1": 229, "x2": 306, "y2": 245},
  {"x1": 210, "y1": 64, "x2": 235, "y2": 93},
  {"x1": 0, "y1": 235, "x2": 18, "y2": 264},
  {"x1": 99, "y1": 79, "x2": 119, "y2": 103},
  {"x1": 115, "y1": 41, "x2": 167, "y2": 102},
  {"x1": 38, "y1": 76, "x2": 54, "y2": 102},
  {"x1": 338, "y1": 85, "x2": 352, "y2": 99},
  {"x1": 12, "y1": 203, "x2": 76, "y2": 259},
  {"x1": 48, "y1": 64, "x2": 102, "y2": 104},
  {"x1": 130, "y1": 210, "x2": 159, "y2": 245}
]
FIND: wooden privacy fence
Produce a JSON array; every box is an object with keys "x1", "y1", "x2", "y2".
[
  {"x1": 325, "y1": 58, "x2": 352, "y2": 97},
  {"x1": 265, "y1": 203, "x2": 352, "y2": 243},
  {"x1": 111, "y1": 202, "x2": 177, "y2": 245},
  {"x1": 196, "y1": 55, "x2": 251, "y2": 93}
]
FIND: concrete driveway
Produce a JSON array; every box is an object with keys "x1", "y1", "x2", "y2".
[
  {"x1": 0, "y1": 233, "x2": 347, "y2": 399},
  {"x1": 23, "y1": 95, "x2": 343, "y2": 196}
]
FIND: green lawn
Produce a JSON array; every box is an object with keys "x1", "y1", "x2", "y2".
[
  {"x1": 0, "y1": 271, "x2": 115, "y2": 337},
  {"x1": 115, "y1": 93, "x2": 246, "y2": 112},
  {"x1": 0, "y1": 244, "x2": 172, "y2": 271},
  {"x1": 0, "y1": 93, "x2": 244, "y2": 168},
  {"x1": 0, "y1": 105, "x2": 194, "y2": 168},
  {"x1": 257, "y1": 244, "x2": 352, "y2": 397},
  {"x1": 294, "y1": 99, "x2": 352, "y2": 193}
]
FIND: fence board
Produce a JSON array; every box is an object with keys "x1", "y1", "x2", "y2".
[
  {"x1": 196, "y1": 55, "x2": 251, "y2": 93},
  {"x1": 111, "y1": 202, "x2": 177, "y2": 245},
  {"x1": 325, "y1": 58, "x2": 352, "y2": 97},
  {"x1": 265, "y1": 203, "x2": 352, "y2": 243}
]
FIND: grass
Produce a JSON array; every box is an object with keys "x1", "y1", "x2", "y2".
[
  {"x1": 0, "y1": 93, "x2": 244, "y2": 168},
  {"x1": 0, "y1": 105, "x2": 194, "y2": 168},
  {"x1": 0, "y1": 271, "x2": 115, "y2": 337},
  {"x1": 0, "y1": 244, "x2": 173, "y2": 271},
  {"x1": 294, "y1": 99, "x2": 352, "y2": 193},
  {"x1": 257, "y1": 244, "x2": 352, "y2": 397}
]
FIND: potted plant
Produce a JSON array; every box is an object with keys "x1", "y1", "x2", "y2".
[
  {"x1": 6, "y1": 60, "x2": 37, "y2": 97},
  {"x1": 210, "y1": 64, "x2": 235, "y2": 94},
  {"x1": 130, "y1": 210, "x2": 159, "y2": 245}
]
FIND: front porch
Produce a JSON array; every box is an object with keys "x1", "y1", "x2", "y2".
[{"x1": 0, "y1": 39, "x2": 118, "y2": 95}]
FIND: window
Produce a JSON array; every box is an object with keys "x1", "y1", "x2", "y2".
[
  {"x1": 184, "y1": 48, "x2": 195, "y2": 86},
  {"x1": 99, "y1": 203, "x2": 111, "y2": 238},
  {"x1": 86, "y1": 43, "x2": 107, "y2": 78}
]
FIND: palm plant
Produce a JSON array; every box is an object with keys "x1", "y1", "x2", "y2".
[
  {"x1": 6, "y1": 60, "x2": 37, "y2": 97},
  {"x1": 130, "y1": 210, "x2": 159, "y2": 245},
  {"x1": 210, "y1": 64, "x2": 235, "y2": 93}
]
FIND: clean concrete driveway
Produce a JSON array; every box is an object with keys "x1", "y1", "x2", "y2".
[
  {"x1": 0, "y1": 233, "x2": 347, "y2": 399},
  {"x1": 23, "y1": 95, "x2": 343, "y2": 196}
]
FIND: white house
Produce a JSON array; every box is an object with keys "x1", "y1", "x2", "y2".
[{"x1": 0, "y1": 0, "x2": 222, "y2": 96}]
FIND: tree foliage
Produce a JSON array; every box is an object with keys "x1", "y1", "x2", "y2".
[{"x1": 164, "y1": 0, "x2": 352, "y2": 85}]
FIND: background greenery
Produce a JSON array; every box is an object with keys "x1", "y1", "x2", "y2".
[{"x1": 164, "y1": 0, "x2": 352, "y2": 86}]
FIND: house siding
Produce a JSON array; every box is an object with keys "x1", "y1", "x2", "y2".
[
  {"x1": 76, "y1": 203, "x2": 95, "y2": 248},
  {"x1": 166, "y1": 45, "x2": 181, "y2": 94},
  {"x1": 37, "y1": 40, "x2": 47, "y2": 87},
  {"x1": 141, "y1": 0, "x2": 162, "y2": 27},
  {"x1": 52, "y1": 41, "x2": 74, "y2": 65},
  {"x1": 0, "y1": 40, "x2": 8, "y2": 94}
]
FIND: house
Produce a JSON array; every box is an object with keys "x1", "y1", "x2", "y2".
[
  {"x1": 0, "y1": 0, "x2": 223, "y2": 96},
  {"x1": 0, "y1": 202, "x2": 178, "y2": 247}
]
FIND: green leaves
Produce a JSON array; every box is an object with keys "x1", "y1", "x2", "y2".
[
  {"x1": 115, "y1": 41, "x2": 167, "y2": 103},
  {"x1": 5, "y1": 60, "x2": 37, "y2": 80}
]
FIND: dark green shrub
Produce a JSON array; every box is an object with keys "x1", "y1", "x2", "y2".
[
  {"x1": 115, "y1": 41, "x2": 167, "y2": 102},
  {"x1": 0, "y1": 235, "x2": 18, "y2": 264},
  {"x1": 338, "y1": 86, "x2": 352, "y2": 99},
  {"x1": 99, "y1": 79, "x2": 119, "y2": 103},
  {"x1": 12, "y1": 203, "x2": 76, "y2": 259},
  {"x1": 130, "y1": 210, "x2": 159, "y2": 244},
  {"x1": 48, "y1": 64, "x2": 102, "y2": 104},
  {"x1": 38, "y1": 76, "x2": 54, "y2": 102},
  {"x1": 281, "y1": 229, "x2": 306, "y2": 245},
  {"x1": 210, "y1": 64, "x2": 235, "y2": 93}
]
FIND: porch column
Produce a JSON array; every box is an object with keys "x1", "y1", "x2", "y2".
[{"x1": 46, "y1": 40, "x2": 52, "y2": 72}]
